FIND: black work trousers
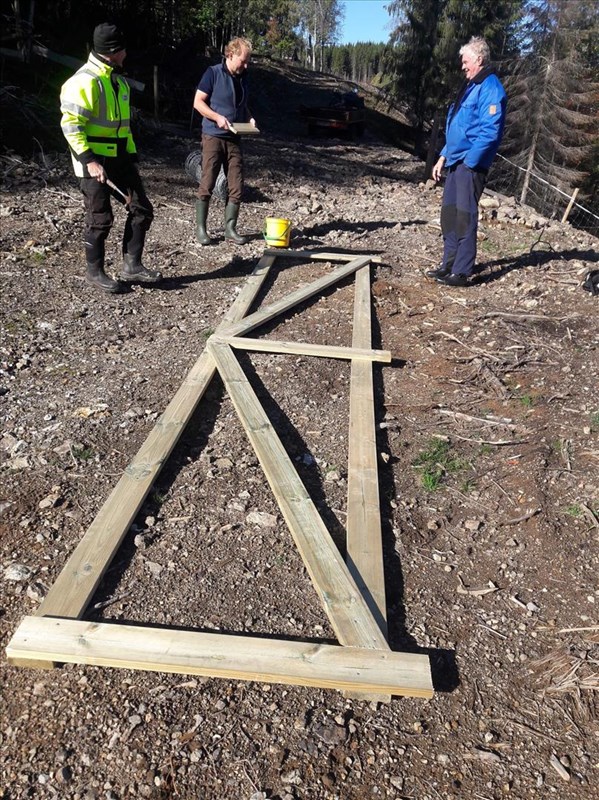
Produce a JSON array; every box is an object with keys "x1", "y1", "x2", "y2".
[
  {"x1": 198, "y1": 134, "x2": 243, "y2": 204},
  {"x1": 80, "y1": 157, "x2": 153, "y2": 265}
]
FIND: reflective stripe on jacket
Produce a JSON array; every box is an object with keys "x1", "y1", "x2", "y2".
[
  {"x1": 441, "y1": 72, "x2": 507, "y2": 171},
  {"x1": 60, "y1": 52, "x2": 136, "y2": 177}
]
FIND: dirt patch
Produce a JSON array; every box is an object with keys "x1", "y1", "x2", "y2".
[{"x1": 1, "y1": 104, "x2": 598, "y2": 800}]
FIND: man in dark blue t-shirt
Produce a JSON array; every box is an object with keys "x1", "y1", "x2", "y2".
[{"x1": 193, "y1": 37, "x2": 256, "y2": 245}]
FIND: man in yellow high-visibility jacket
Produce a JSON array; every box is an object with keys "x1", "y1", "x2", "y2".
[{"x1": 60, "y1": 23, "x2": 161, "y2": 292}]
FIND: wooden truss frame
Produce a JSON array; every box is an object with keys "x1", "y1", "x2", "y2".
[{"x1": 7, "y1": 250, "x2": 433, "y2": 700}]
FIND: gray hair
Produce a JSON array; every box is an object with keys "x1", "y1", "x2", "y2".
[{"x1": 459, "y1": 36, "x2": 491, "y2": 66}]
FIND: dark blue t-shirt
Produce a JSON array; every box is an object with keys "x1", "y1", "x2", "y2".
[{"x1": 196, "y1": 62, "x2": 249, "y2": 138}]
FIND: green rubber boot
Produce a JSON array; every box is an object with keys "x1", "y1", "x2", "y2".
[
  {"x1": 195, "y1": 199, "x2": 214, "y2": 245},
  {"x1": 224, "y1": 202, "x2": 249, "y2": 245}
]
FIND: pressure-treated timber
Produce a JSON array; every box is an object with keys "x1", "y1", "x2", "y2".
[
  {"x1": 264, "y1": 249, "x2": 382, "y2": 264},
  {"x1": 34, "y1": 255, "x2": 277, "y2": 623},
  {"x1": 221, "y1": 255, "x2": 372, "y2": 339},
  {"x1": 6, "y1": 249, "x2": 435, "y2": 702},
  {"x1": 207, "y1": 340, "x2": 389, "y2": 651},
  {"x1": 347, "y1": 266, "x2": 387, "y2": 637},
  {"x1": 214, "y1": 334, "x2": 391, "y2": 363},
  {"x1": 7, "y1": 617, "x2": 433, "y2": 698}
]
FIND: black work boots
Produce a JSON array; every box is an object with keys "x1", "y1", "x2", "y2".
[
  {"x1": 86, "y1": 260, "x2": 120, "y2": 293},
  {"x1": 120, "y1": 253, "x2": 162, "y2": 283}
]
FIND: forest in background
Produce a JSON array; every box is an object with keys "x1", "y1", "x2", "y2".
[{"x1": 1, "y1": 0, "x2": 597, "y2": 222}]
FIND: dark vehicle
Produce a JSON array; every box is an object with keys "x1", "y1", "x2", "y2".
[{"x1": 300, "y1": 90, "x2": 366, "y2": 138}]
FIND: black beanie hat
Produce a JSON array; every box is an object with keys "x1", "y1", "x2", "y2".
[{"x1": 93, "y1": 23, "x2": 126, "y2": 54}]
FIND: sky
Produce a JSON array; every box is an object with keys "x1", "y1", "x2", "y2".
[{"x1": 340, "y1": 0, "x2": 393, "y2": 45}]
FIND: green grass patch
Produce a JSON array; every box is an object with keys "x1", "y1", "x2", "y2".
[
  {"x1": 564, "y1": 504, "x2": 582, "y2": 518},
  {"x1": 72, "y1": 445, "x2": 95, "y2": 462},
  {"x1": 412, "y1": 438, "x2": 468, "y2": 492}
]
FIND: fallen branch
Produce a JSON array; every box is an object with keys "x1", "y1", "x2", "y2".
[
  {"x1": 580, "y1": 503, "x2": 599, "y2": 530},
  {"x1": 481, "y1": 311, "x2": 579, "y2": 324},
  {"x1": 498, "y1": 508, "x2": 541, "y2": 526},
  {"x1": 433, "y1": 331, "x2": 502, "y2": 363},
  {"x1": 451, "y1": 432, "x2": 528, "y2": 446},
  {"x1": 457, "y1": 575, "x2": 500, "y2": 596},
  {"x1": 437, "y1": 409, "x2": 518, "y2": 429}
]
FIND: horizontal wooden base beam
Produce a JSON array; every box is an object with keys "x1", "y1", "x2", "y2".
[
  {"x1": 7, "y1": 617, "x2": 433, "y2": 699},
  {"x1": 264, "y1": 248, "x2": 382, "y2": 264}
]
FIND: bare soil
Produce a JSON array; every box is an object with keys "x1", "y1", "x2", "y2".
[{"x1": 1, "y1": 63, "x2": 598, "y2": 800}]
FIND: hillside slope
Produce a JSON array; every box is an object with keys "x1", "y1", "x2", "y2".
[{"x1": 1, "y1": 53, "x2": 598, "y2": 800}]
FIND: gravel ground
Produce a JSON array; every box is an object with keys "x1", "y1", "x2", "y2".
[{"x1": 1, "y1": 68, "x2": 599, "y2": 799}]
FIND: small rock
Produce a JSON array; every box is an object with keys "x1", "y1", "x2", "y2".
[
  {"x1": 56, "y1": 766, "x2": 72, "y2": 784},
  {"x1": 39, "y1": 488, "x2": 62, "y2": 509},
  {"x1": 128, "y1": 714, "x2": 142, "y2": 731},
  {"x1": 473, "y1": 748, "x2": 501, "y2": 763},
  {"x1": 281, "y1": 769, "x2": 302, "y2": 785},
  {"x1": 480, "y1": 197, "x2": 500, "y2": 209},
  {"x1": 4, "y1": 563, "x2": 32, "y2": 582},
  {"x1": 246, "y1": 511, "x2": 277, "y2": 528},
  {"x1": 549, "y1": 754, "x2": 570, "y2": 781}
]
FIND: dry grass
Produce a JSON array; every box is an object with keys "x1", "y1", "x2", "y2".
[{"x1": 532, "y1": 636, "x2": 599, "y2": 694}]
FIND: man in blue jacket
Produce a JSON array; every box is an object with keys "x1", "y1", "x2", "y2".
[
  {"x1": 428, "y1": 36, "x2": 507, "y2": 287},
  {"x1": 193, "y1": 37, "x2": 256, "y2": 246}
]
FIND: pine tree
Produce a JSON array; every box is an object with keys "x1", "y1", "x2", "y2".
[
  {"x1": 502, "y1": 0, "x2": 599, "y2": 212},
  {"x1": 385, "y1": 0, "x2": 445, "y2": 135}
]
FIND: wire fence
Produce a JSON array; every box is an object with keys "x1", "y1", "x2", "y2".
[{"x1": 487, "y1": 154, "x2": 599, "y2": 238}]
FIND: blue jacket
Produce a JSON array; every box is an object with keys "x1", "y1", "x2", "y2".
[
  {"x1": 441, "y1": 69, "x2": 507, "y2": 170},
  {"x1": 198, "y1": 62, "x2": 249, "y2": 138}
]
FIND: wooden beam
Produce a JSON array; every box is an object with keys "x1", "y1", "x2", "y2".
[
  {"x1": 227, "y1": 122, "x2": 260, "y2": 135},
  {"x1": 264, "y1": 249, "x2": 382, "y2": 264},
  {"x1": 35, "y1": 256, "x2": 277, "y2": 622},
  {"x1": 207, "y1": 341, "x2": 389, "y2": 651},
  {"x1": 6, "y1": 617, "x2": 433, "y2": 698},
  {"x1": 214, "y1": 334, "x2": 391, "y2": 363},
  {"x1": 221, "y1": 255, "x2": 373, "y2": 339},
  {"x1": 347, "y1": 266, "x2": 388, "y2": 638}
]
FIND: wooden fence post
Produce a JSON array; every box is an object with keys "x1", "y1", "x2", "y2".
[
  {"x1": 424, "y1": 111, "x2": 441, "y2": 181},
  {"x1": 561, "y1": 187, "x2": 579, "y2": 223},
  {"x1": 153, "y1": 65, "x2": 159, "y2": 120}
]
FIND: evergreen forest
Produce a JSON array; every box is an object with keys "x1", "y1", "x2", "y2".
[{"x1": 1, "y1": 0, "x2": 597, "y2": 219}]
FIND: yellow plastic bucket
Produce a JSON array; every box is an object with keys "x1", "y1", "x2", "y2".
[{"x1": 264, "y1": 217, "x2": 291, "y2": 248}]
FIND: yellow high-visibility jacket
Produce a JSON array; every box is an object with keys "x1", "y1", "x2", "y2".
[{"x1": 60, "y1": 52, "x2": 136, "y2": 177}]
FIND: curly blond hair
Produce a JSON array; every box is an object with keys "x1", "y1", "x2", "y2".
[{"x1": 225, "y1": 37, "x2": 252, "y2": 58}]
